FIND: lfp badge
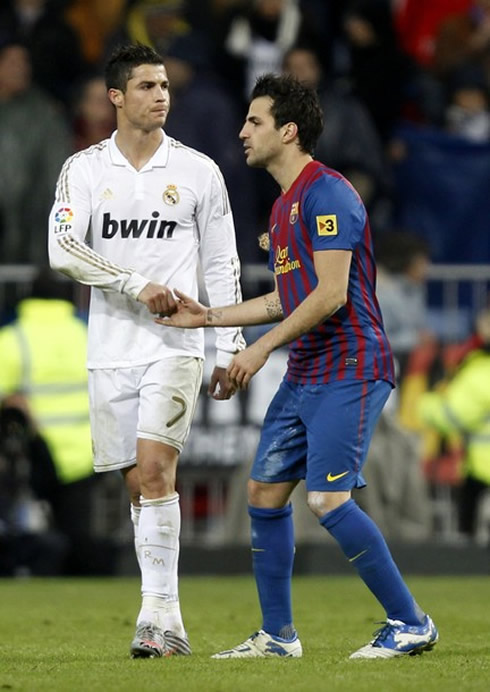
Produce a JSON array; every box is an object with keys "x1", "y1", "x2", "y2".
[
  {"x1": 54, "y1": 207, "x2": 74, "y2": 233},
  {"x1": 55, "y1": 207, "x2": 73, "y2": 223}
]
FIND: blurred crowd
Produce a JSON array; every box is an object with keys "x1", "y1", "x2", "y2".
[
  {"x1": 0, "y1": 0, "x2": 490, "y2": 266},
  {"x1": 1, "y1": 0, "x2": 490, "y2": 574}
]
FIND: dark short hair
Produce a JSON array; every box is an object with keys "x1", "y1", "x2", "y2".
[
  {"x1": 251, "y1": 73, "x2": 324, "y2": 155},
  {"x1": 104, "y1": 43, "x2": 164, "y2": 92}
]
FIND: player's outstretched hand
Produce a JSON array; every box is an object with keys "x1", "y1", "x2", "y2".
[
  {"x1": 138, "y1": 281, "x2": 177, "y2": 316},
  {"x1": 154, "y1": 289, "x2": 207, "y2": 328}
]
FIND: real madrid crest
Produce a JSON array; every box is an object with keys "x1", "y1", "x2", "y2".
[
  {"x1": 289, "y1": 201, "x2": 299, "y2": 224},
  {"x1": 163, "y1": 184, "x2": 180, "y2": 206}
]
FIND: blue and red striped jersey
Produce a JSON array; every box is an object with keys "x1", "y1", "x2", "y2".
[{"x1": 268, "y1": 160, "x2": 394, "y2": 386}]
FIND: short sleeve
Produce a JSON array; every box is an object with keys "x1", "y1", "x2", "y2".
[{"x1": 303, "y1": 175, "x2": 367, "y2": 252}]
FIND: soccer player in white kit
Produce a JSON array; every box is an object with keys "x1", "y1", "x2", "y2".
[{"x1": 48, "y1": 43, "x2": 245, "y2": 658}]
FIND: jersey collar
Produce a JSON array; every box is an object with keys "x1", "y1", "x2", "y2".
[{"x1": 108, "y1": 130, "x2": 170, "y2": 169}]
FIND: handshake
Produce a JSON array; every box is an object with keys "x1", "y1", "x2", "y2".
[{"x1": 137, "y1": 282, "x2": 206, "y2": 327}]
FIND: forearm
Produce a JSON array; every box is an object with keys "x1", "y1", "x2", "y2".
[
  {"x1": 206, "y1": 290, "x2": 283, "y2": 327},
  {"x1": 255, "y1": 285, "x2": 344, "y2": 354},
  {"x1": 49, "y1": 230, "x2": 149, "y2": 300}
]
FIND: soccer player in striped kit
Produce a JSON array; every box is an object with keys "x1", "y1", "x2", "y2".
[{"x1": 157, "y1": 73, "x2": 438, "y2": 660}]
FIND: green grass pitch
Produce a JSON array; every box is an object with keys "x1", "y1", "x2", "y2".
[{"x1": 0, "y1": 575, "x2": 488, "y2": 691}]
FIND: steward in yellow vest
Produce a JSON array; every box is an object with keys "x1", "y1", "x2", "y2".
[
  {"x1": 0, "y1": 293, "x2": 93, "y2": 485},
  {"x1": 0, "y1": 270, "x2": 99, "y2": 574},
  {"x1": 418, "y1": 308, "x2": 490, "y2": 536}
]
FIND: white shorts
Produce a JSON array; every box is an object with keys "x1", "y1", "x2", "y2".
[{"x1": 88, "y1": 356, "x2": 203, "y2": 473}]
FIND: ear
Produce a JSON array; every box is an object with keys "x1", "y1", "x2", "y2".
[
  {"x1": 108, "y1": 88, "x2": 123, "y2": 108},
  {"x1": 282, "y1": 121, "x2": 298, "y2": 144}
]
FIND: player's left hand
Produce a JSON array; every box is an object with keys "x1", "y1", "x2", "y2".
[
  {"x1": 227, "y1": 342, "x2": 269, "y2": 390},
  {"x1": 208, "y1": 366, "x2": 236, "y2": 400}
]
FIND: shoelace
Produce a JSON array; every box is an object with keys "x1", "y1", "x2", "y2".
[{"x1": 371, "y1": 621, "x2": 395, "y2": 645}]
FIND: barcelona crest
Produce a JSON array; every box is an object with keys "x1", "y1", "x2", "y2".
[{"x1": 289, "y1": 201, "x2": 299, "y2": 224}]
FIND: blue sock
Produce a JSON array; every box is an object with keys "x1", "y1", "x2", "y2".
[
  {"x1": 248, "y1": 504, "x2": 296, "y2": 640},
  {"x1": 320, "y1": 499, "x2": 423, "y2": 625}
]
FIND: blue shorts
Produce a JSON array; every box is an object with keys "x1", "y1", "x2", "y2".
[{"x1": 250, "y1": 378, "x2": 392, "y2": 491}]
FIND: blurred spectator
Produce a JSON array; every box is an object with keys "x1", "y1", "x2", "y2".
[
  {"x1": 433, "y1": 0, "x2": 490, "y2": 80},
  {"x1": 0, "y1": 41, "x2": 71, "y2": 265},
  {"x1": 389, "y1": 119, "x2": 490, "y2": 263},
  {"x1": 163, "y1": 31, "x2": 260, "y2": 263},
  {"x1": 65, "y1": 0, "x2": 126, "y2": 66},
  {"x1": 216, "y1": 0, "x2": 305, "y2": 99},
  {"x1": 0, "y1": 269, "x2": 108, "y2": 574},
  {"x1": 341, "y1": 0, "x2": 416, "y2": 142},
  {"x1": 164, "y1": 31, "x2": 242, "y2": 172},
  {"x1": 0, "y1": 0, "x2": 87, "y2": 105},
  {"x1": 282, "y1": 44, "x2": 388, "y2": 218},
  {"x1": 392, "y1": 1, "x2": 490, "y2": 129},
  {"x1": 394, "y1": 0, "x2": 473, "y2": 71},
  {"x1": 375, "y1": 230, "x2": 434, "y2": 381},
  {"x1": 297, "y1": 0, "x2": 343, "y2": 71},
  {"x1": 104, "y1": 0, "x2": 191, "y2": 59},
  {"x1": 444, "y1": 63, "x2": 490, "y2": 142},
  {"x1": 70, "y1": 74, "x2": 116, "y2": 152},
  {"x1": 418, "y1": 307, "x2": 490, "y2": 541}
]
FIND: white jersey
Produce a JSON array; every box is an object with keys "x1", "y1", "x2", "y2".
[{"x1": 49, "y1": 131, "x2": 245, "y2": 369}]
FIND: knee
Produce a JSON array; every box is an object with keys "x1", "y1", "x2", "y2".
[
  {"x1": 247, "y1": 479, "x2": 291, "y2": 509},
  {"x1": 306, "y1": 492, "x2": 326, "y2": 518},
  {"x1": 137, "y1": 440, "x2": 179, "y2": 498},
  {"x1": 138, "y1": 458, "x2": 177, "y2": 498},
  {"x1": 307, "y1": 490, "x2": 351, "y2": 518},
  {"x1": 247, "y1": 479, "x2": 264, "y2": 506}
]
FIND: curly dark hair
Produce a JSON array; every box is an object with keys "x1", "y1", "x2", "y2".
[
  {"x1": 104, "y1": 43, "x2": 164, "y2": 92},
  {"x1": 251, "y1": 73, "x2": 324, "y2": 155}
]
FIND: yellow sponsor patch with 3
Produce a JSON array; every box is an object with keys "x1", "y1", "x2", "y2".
[{"x1": 316, "y1": 214, "x2": 338, "y2": 236}]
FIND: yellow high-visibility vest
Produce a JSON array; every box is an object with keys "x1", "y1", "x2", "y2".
[
  {"x1": 418, "y1": 349, "x2": 490, "y2": 485},
  {"x1": 0, "y1": 298, "x2": 93, "y2": 484}
]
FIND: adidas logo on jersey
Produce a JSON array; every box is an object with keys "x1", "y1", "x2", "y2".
[{"x1": 101, "y1": 212, "x2": 177, "y2": 239}]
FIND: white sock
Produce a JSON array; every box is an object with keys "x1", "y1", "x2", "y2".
[
  {"x1": 130, "y1": 504, "x2": 142, "y2": 571},
  {"x1": 136, "y1": 493, "x2": 185, "y2": 637}
]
